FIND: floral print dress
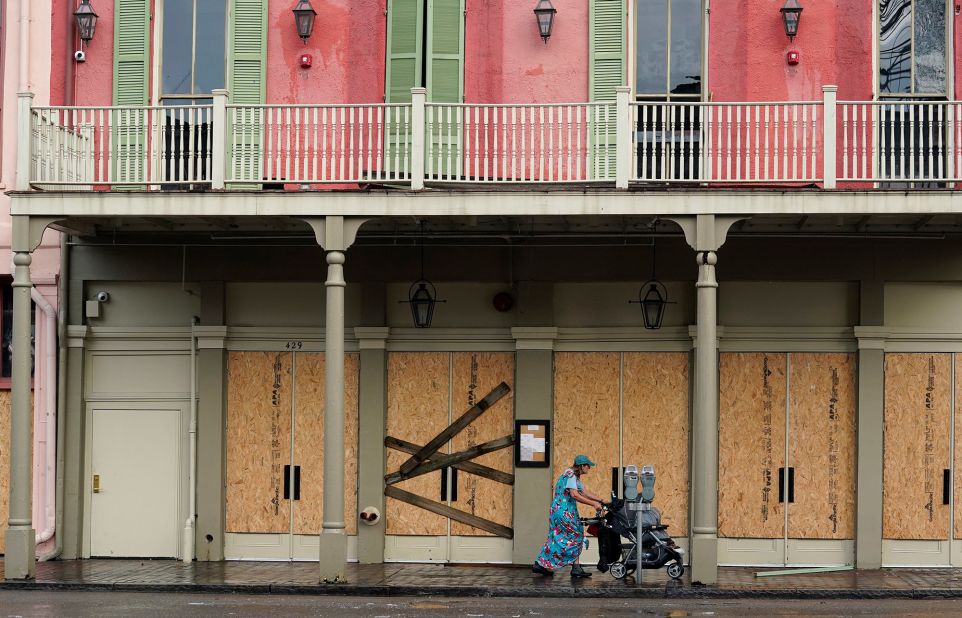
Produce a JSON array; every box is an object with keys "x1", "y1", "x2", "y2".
[{"x1": 534, "y1": 468, "x2": 584, "y2": 570}]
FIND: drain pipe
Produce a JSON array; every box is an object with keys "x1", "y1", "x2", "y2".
[
  {"x1": 182, "y1": 316, "x2": 198, "y2": 562},
  {"x1": 39, "y1": 236, "x2": 68, "y2": 561},
  {"x1": 31, "y1": 286, "x2": 57, "y2": 546}
]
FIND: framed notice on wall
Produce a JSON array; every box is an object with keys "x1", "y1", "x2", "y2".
[{"x1": 515, "y1": 420, "x2": 550, "y2": 468}]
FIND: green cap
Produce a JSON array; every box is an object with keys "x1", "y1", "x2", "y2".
[{"x1": 574, "y1": 454, "x2": 595, "y2": 467}]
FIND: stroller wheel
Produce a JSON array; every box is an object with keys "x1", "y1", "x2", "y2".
[
  {"x1": 609, "y1": 561, "x2": 627, "y2": 579},
  {"x1": 666, "y1": 562, "x2": 684, "y2": 580}
]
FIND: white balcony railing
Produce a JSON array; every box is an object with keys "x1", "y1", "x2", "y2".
[{"x1": 19, "y1": 86, "x2": 962, "y2": 192}]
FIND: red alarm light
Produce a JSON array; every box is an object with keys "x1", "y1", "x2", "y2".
[
  {"x1": 299, "y1": 53, "x2": 313, "y2": 68},
  {"x1": 787, "y1": 50, "x2": 800, "y2": 65}
]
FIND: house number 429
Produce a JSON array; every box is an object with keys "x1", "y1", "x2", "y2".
[{"x1": 286, "y1": 340, "x2": 304, "y2": 350}]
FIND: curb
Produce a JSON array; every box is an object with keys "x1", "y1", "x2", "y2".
[{"x1": 3, "y1": 581, "x2": 962, "y2": 599}]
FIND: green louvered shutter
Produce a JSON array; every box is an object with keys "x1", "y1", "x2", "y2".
[
  {"x1": 112, "y1": 0, "x2": 150, "y2": 186},
  {"x1": 589, "y1": 0, "x2": 625, "y2": 180},
  {"x1": 384, "y1": 0, "x2": 423, "y2": 178},
  {"x1": 426, "y1": 0, "x2": 464, "y2": 178},
  {"x1": 228, "y1": 0, "x2": 267, "y2": 187}
]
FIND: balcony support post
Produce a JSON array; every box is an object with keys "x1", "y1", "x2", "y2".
[
  {"x1": 616, "y1": 86, "x2": 631, "y2": 189},
  {"x1": 16, "y1": 92, "x2": 34, "y2": 191},
  {"x1": 823, "y1": 85, "x2": 838, "y2": 189},
  {"x1": 411, "y1": 88, "x2": 426, "y2": 190},
  {"x1": 211, "y1": 89, "x2": 228, "y2": 190}
]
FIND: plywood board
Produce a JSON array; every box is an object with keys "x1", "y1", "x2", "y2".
[
  {"x1": 718, "y1": 353, "x2": 787, "y2": 539},
  {"x1": 956, "y1": 354, "x2": 962, "y2": 539},
  {"x1": 553, "y1": 353, "x2": 620, "y2": 519},
  {"x1": 450, "y1": 352, "x2": 515, "y2": 536},
  {"x1": 292, "y1": 353, "x2": 359, "y2": 536},
  {"x1": 386, "y1": 352, "x2": 450, "y2": 535},
  {"x1": 0, "y1": 390, "x2": 9, "y2": 554},
  {"x1": 883, "y1": 353, "x2": 951, "y2": 540},
  {"x1": 622, "y1": 353, "x2": 689, "y2": 536},
  {"x1": 788, "y1": 353, "x2": 856, "y2": 540},
  {"x1": 226, "y1": 352, "x2": 293, "y2": 534}
]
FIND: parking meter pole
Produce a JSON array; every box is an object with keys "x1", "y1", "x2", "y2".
[{"x1": 635, "y1": 508, "x2": 643, "y2": 586}]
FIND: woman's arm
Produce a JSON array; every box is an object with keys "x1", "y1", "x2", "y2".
[
  {"x1": 569, "y1": 489, "x2": 603, "y2": 510},
  {"x1": 581, "y1": 487, "x2": 606, "y2": 503}
]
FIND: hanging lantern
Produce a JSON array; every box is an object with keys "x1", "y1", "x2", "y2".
[
  {"x1": 533, "y1": 0, "x2": 557, "y2": 44},
  {"x1": 779, "y1": 0, "x2": 803, "y2": 42},
  {"x1": 406, "y1": 280, "x2": 439, "y2": 328},
  {"x1": 635, "y1": 280, "x2": 672, "y2": 330},
  {"x1": 292, "y1": 0, "x2": 317, "y2": 43},
  {"x1": 74, "y1": 0, "x2": 99, "y2": 44}
]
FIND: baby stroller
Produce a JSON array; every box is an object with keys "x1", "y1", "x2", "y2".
[{"x1": 584, "y1": 496, "x2": 685, "y2": 580}]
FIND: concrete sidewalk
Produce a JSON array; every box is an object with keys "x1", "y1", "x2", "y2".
[{"x1": 3, "y1": 560, "x2": 962, "y2": 599}]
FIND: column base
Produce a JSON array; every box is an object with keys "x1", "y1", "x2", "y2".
[
  {"x1": 318, "y1": 531, "x2": 348, "y2": 582},
  {"x1": 690, "y1": 533, "x2": 718, "y2": 585},
  {"x1": 4, "y1": 527, "x2": 37, "y2": 579}
]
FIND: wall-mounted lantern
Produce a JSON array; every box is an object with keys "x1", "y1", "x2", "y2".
[
  {"x1": 74, "y1": 0, "x2": 99, "y2": 46},
  {"x1": 293, "y1": 0, "x2": 317, "y2": 44},
  {"x1": 533, "y1": 0, "x2": 557, "y2": 44},
  {"x1": 779, "y1": 0, "x2": 803, "y2": 42}
]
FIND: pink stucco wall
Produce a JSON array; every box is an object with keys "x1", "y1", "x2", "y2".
[
  {"x1": 709, "y1": 0, "x2": 873, "y2": 102},
  {"x1": 265, "y1": 0, "x2": 384, "y2": 105},
  {"x1": 466, "y1": 0, "x2": 588, "y2": 104}
]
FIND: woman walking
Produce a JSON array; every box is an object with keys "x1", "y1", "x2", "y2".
[{"x1": 532, "y1": 454, "x2": 606, "y2": 578}]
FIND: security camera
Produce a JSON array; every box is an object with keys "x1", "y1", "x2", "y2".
[
  {"x1": 95, "y1": 291, "x2": 110, "y2": 302},
  {"x1": 74, "y1": 50, "x2": 86, "y2": 63}
]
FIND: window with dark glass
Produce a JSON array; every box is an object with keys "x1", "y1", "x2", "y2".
[
  {"x1": 160, "y1": 0, "x2": 227, "y2": 185},
  {"x1": 878, "y1": 0, "x2": 949, "y2": 182},
  {"x1": 635, "y1": 0, "x2": 702, "y2": 180},
  {"x1": 1, "y1": 280, "x2": 35, "y2": 384}
]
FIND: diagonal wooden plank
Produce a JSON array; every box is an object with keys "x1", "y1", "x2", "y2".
[
  {"x1": 385, "y1": 435, "x2": 514, "y2": 485},
  {"x1": 398, "y1": 381, "x2": 511, "y2": 476},
  {"x1": 384, "y1": 485, "x2": 513, "y2": 539},
  {"x1": 385, "y1": 436, "x2": 514, "y2": 485}
]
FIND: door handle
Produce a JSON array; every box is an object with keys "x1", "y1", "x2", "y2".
[
  {"x1": 450, "y1": 467, "x2": 458, "y2": 502},
  {"x1": 787, "y1": 467, "x2": 795, "y2": 504},
  {"x1": 93, "y1": 474, "x2": 101, "y2": 494},
  {"x1": 944, "y1": 469, "x2": 951, "y2": 506},
  {"x1": 293, "y1": 465, "x2": 301, "y2": 501},
  {"x1": 440, "y1": 467, "x2": 448, "y2": 501},
  {"x1": 283, "y1": 464, "x2": 291, "y2": 500}
]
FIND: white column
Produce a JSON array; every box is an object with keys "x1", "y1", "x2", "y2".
[
  {"x1": 616, "y1": 86, "x2": 631, "y2": 189},
  {"x1": 411, "y1": 88, "x2": 426, "y2": 190},
  {"x1": 822, "y1": 85, "x2": 838, "y2": 189},
  {"x1": 5, "y1": 247, "x2": 36, "y2": 579},
  {"x1": 319, "y1": 249, "x2": 348, "y2": 582},
  {"x1": 211, "y1": 89, "x2": 228, "y2": 190}
]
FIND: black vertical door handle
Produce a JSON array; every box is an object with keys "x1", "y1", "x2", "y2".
[
  {"x1": 777, "y1": 467, "x2": 785, "y2": 503},
  {"x1": 787, "y1": 467, "x2": 795, "y2": 504},
  {"x1": 283, "y1": 464, "x2": 291, "y2": 500},
  {"x1": 293, "y1": 465, "x2": 301, "y2": 501},
  {"x1": 944, "y1": 469, "x2": 951, "y2": 506},
  {"x1": 611, "y1": 467, "x2": 619, "y2": 497},
  {"x1": 450, "y1": 467, "x2": 458, "y2": 502},
  {"x1": 440, "y1": 467, "x2": 448, "y2": 501}
]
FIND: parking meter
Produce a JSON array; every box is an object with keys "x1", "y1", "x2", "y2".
[
  {"x1": 623, "y1": 465, "x2": 639, "y2": 501},
  {"x1": 640, "y1": 464, "x2": 656, "y2": 504}
]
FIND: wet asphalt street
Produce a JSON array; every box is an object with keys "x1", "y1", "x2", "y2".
[{"x1": 2, "y1": 592, "x2": 962, "y2": 617}]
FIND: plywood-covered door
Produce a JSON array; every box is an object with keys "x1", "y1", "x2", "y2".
[
  {"x1": 384, "y1": 351, "x2": 515, "y2": 563},
  {"x1": 552, "y1": 351, "x2": 691, "y2": 567},
  {"x1": 719, "y1": 352, "x2": 856, "y2": 566},
  {"x1": 291, "y1": 353, "x2": 360, "y2": 560},
  {"x1": 882, "y1": 353, "x2": 952, "y2": 566},
  {"x1": 225, "y1": 350, "x2": 359, "y2": 561},
  {"x1": 226, "y1": 352, "x2": 294, "y2": 538},
  {"x1": 384, "y1": 352, "x2": 451, "y2": 561},
  {"x1": 786, "y1": 353, "x2": 856, "y2": 565},
  {"x1": 449, "y1": 352, "x2": 515, "y2": 562},
  {"x1": 718, "y1": 353, "x2": 787, "y2": 563}
]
